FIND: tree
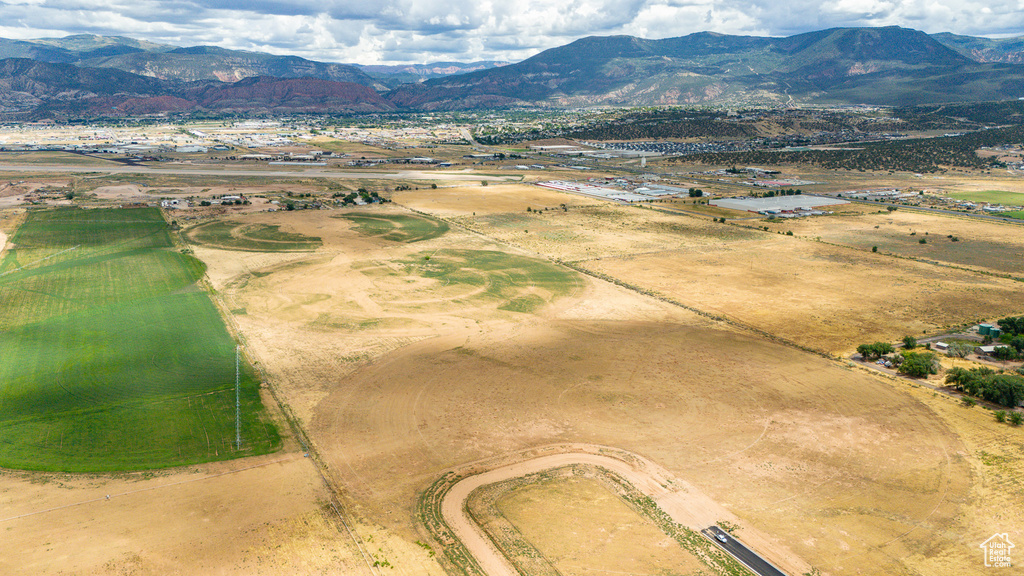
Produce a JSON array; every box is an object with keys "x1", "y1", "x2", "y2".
[
  {"x1": 902, "y1": 335, "x2": 917, "y2": 349},
  {"x1": 857, "y1": 342, "x2": 895, "y2": 360},
  {"x1": 946, "y1": 341, "x2": 974, "y2": 358},
  {"x1": 946, "y1": 367, "x2": 1024, "y2": 407},
  {"x1": 992, "y1": 346, "x2": 1020, "y2": 361},
  {"x1": 897, "y1": 351, "x2": 938, "y2": 377},
  {"x1": 995, "y1": 410, "x2": 1007, "y2": 423},
  {"x1": 997, "y1": 316, "x2": 1024, "y2": 336},
  {"x1": 1010, "y1": 412, "x2": 1024, "y2": 426}
]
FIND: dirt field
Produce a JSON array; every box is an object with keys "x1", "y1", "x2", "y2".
[
  {"x1": 190, "y1": 194, "x2": 1018, "y2": 575},
  {"x1": 761, "y1": 204, "x2": 1024, "y2": 275},
  {"x1": 0, "y1": 453, "x2": 372, "y2": 575},
  {"x1": 7, "y1": 174, "x2": 1024, "y2": 575},
  {"x1": 490, "y1": 474, "x2": 702, "y2": 575},
  {"x1": 450, "y1": 449, "x2": 809, "y2": 576},
  {"x1": 396, "y1": 184, "x2": 1023, "y2": 354},
  {"x1": 584, "y1": 237, "x2": 1023, "y2": 354}
]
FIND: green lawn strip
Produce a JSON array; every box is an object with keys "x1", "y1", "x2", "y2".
[
  {"x1": 0, "y1": 207, "x2": 280, "y2": 472},
  {"x1": 947, "y1": 190, "x2": 1024, "y2": 205},
  {"x1": 337, "y1": 213, "x2": 449, "y2": 243}
]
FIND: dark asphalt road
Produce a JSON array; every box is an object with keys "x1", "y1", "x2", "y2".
[{"x1": 703, "y1": 526, "x2": 788, "y2": 576}]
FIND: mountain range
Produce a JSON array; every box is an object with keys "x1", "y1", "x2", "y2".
[
  {"x1": 0, "y1": 27, "x2": 1023, "y2": 117},
  {"x1": 389, "y1": 27, "x2": 1024, "y2": 109}
]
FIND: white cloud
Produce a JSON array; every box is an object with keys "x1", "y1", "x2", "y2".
[{"x1": 0, "y1": 0, "x2": 1020, "y2": 63}]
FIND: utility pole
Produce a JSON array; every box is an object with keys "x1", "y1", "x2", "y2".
[{"x1": 235, "y1": 345, "x2": 241, "y2": 450}]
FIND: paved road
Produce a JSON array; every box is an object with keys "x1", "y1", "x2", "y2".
[
  {"x1": 0, "y1": 163, "x2": 513, "y2": 181},
  {"x1": 703, "y1": 526, "x2": 789, "y2": 576}
]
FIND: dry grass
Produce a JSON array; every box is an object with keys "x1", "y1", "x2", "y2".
[
  {"x1": 9, "y1": 172, "x2": 1024, "y2": 576},
  {"x1": 584, "y1": 236, "x2": 1022, "y2": 354},
  {"x1": 762, "y1": 206, "x2": 1024, "y2": 275},
  {"x1": 470, "y1": 468, "x2": 706, "y2": 575}
]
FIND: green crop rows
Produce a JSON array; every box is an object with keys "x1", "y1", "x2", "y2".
[{"x1": 0, "y1": 207, "x2": 280, "y2": 472}]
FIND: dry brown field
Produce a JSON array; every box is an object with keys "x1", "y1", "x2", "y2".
[
  {"x1": 468, "y1": 467, "x2": 706, "y2": 575},
  {"x1": 5, "y1": 173, "x2": 1024, "y2": 576},
  {"x1": 0, "y1": 453, "x2": 373, "y2": 575},
  {"x1": 397, "y1": 184, "x2": 1022, "y2": 354},
  {"x1": 761, "y1": 204, "x2": 1024, "y2": 275}
]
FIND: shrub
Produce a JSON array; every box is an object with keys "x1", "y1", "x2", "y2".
[
  {"x1": 995, "y1": 410, "x2": 1007, "y2": 423},
  {"x1": 902, "y1": 335, "x2": 917, "y2": 349},
  {"x1": 1010, "y1": 412, "x2": 1024, "y2": 426},
  {"x1": 946, "y1": 341, "x2": 974, "y2": 358}
]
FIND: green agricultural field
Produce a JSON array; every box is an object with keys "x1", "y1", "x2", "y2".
[
  {"x1": 337, "y1": 213, "x2": 449, "y2": 243},
  {"x1": 947, "y1": 190, "x2": 1024, "y2": 206},
  {"x1": 1004, "y1": 210, "x2": 1024, "y2": 220},
  {"x1": 187, "y1": 220, "x2": 321, "y2": 252},
  {"x1": 0, "y1": 207, "x2": 279, "y2": 472}
]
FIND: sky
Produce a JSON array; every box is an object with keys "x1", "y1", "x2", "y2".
[{"x1": 0, "y1": 0, "x2": 1021, "y2": 64}]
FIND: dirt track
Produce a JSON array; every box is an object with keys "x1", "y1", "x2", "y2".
[{"x1": 441, "y1": 445, "x2": 811, "y2": 576}]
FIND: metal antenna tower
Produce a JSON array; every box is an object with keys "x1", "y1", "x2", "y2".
[{"x1": 235, "y1": 345, "x2": 241, "y2": 450}]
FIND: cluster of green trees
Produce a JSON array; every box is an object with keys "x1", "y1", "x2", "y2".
[
  {"x1": 946, "y1": 367, "x2": 1024, "y2": 408},
  {"x1": 857, "y1": 341, "x2": 894, "y2": 360},
  {"x1": 857, "y1": 341, "x2": 938, "y2": 377},
  {"x1": 754, "y1": 188, "x2": 802, "y2": 198},
  {"x1": 988, "y1": 316, "x2": 1024, "y2": 360},
  {"x1": 688, "y1": 188, "x2": 704, "y2": 197},
  {"x1": 331, "y1": 188, "x2": 382, "y2": 205},
  {"x1": 998, "y1": 316, "x2": 1024, "y2": 335}
]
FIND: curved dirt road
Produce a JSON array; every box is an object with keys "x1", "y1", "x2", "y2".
[{"x1": 440, "y1": 446, "x2": 810, "y2": 576}]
